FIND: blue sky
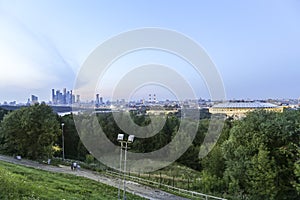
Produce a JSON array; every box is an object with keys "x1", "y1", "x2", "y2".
[{"x1": 0, "y1": 0, "x2": 299, "y2": 103}]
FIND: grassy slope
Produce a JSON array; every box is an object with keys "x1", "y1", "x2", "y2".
[{"x1": 0, "y1": 161, "x2": 144, "y2": 200}]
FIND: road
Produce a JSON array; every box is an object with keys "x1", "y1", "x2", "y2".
[{"x1": 0, "y1": 155, "x2": 189, "y2": 200}]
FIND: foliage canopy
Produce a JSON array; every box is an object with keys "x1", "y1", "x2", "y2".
[{"x1": 0, "y1": 103, "x2": 60, "y2": 160}]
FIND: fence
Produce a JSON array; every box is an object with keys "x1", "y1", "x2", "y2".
[{"x1": 106, "y1": 170, "x2": 226, "y2": 200}]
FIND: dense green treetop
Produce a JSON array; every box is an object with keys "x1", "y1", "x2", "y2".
[
  {"x1": 200, "y1": 110, "x2": 300, "y2": 199},
  {"x1": 0, "y1": 103, "x2": 60, "y2": 160}
]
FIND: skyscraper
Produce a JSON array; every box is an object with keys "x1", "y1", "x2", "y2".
[
  {"x1": 52, "y1": 89, "x2": 55, "y2": 104},
  {"x1": 31, "y1": 95, "x2": 38, "y2": 104},
  {"x1": 96, "y1": 94, "x2": 100, "y2": 107},
  {"x1": 63, "y1": 88, "x2": 67, "y2": 104}
]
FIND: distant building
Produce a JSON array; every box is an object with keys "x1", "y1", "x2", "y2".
[
  {"x1": 63, "y1": 88, "x2": 67, "y2": 104},
  {"x1": 94, "y1": 94, "x2": 104, "y2": 107},
  {"x1": 52, "y1": 89, "x2": 55, "y2": 103},
  {"x1": 51, "y1": 88, "x2": 75, "y2": 105},
  {"x1": 209, "y1": 101, "x2": 284, "y2": 119},
  {"x1": 31, "y1": 95, "x2": 38, "y2": 104},
  {"x1": 9, "y1": 101, "x2": 16, "y2": 105},
  {"x1": 146, "y1": 105, "x2": 178, "y2": 115},
  {"x1": 95, "y1": 94, "x2": 100, "y2": 107}
]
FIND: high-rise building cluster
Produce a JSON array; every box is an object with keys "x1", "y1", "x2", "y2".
[
  {"x1": 25, "y1": 95, "x2": 39, "y2": 105},
  {"x1": 95, "y1": 93, "x2": 104, "y2": 107},
  {"x1": 51, "y1": 88, "x2": 79, "y2": 105}
]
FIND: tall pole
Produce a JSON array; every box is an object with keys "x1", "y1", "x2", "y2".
[
  {"x1": 118, "y1": 142, "x2": 123, "y2": 200},
  {"x1": 116, "y1": 134, "x2": 134, "y2": 200},
  {"x1": 123, "y1": 142, "x2": 128, "y2": 200},
  {"x1": 61, "y1": 123, "x2": 65, "y2": 161}
]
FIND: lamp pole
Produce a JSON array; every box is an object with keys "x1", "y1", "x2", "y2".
[
  {"x1": 118, "y1": 141, "x2": 123, "y2": 200},
  {"x1": 123, "y1": 141, "x2": 128, "y2": 200},
  {"x1": 61, "y1": 123, "x2": 65, "y2": 161},
  {"x1": 117, "y1": 134, "x2": 134, "y2": 200}
]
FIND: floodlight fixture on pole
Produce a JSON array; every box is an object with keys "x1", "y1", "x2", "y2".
[
  {"x1": 116, "y1": 134, "x2": 135, "y2": 200},
  {"x1": 117, "y1": 133, "x2": 124, "y2": 200},
  {"x1": 128, "y1": 135, "x2": 135, "y2": 143},
  {"x1": 117, "y1": 133, "x2": 125, "y2": 141}
]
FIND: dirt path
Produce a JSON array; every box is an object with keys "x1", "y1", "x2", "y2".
[{"x1": 0, "y1": 155, "x2": 189, "y2": 200}]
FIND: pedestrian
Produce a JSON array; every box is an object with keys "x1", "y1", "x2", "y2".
[{"x1": 73, "y1": 162, "x2": 77, "y2": 170}]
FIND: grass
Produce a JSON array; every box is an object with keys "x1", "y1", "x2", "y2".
[
  {"x1": 107, "y1": 162, "x2": 204, "y2": 199},
  {"x1": 0, "y1": 160, "x2": 145, "y2": 200},
  {"x1": 128, "y1": 162, "x2": 202, "y2": 190}
]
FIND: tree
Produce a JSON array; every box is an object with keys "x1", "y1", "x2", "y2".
[
  {"x1": 222, "y1": 110, "x2": 300, "y2": 199},
  {"x1": 59, "y1": 114, "x2": 81, "y2": 159},
  {"x1": 294, "y1": 161, "x2": 300, "y2": 193},
  {"x1": 201, "y1": 145, "x2": 225, "y2": 178},
  {"x1": 0, "y1": 103, "x2": 60, "y2": 160},
  {"x1": 246, "y1": 146, "x2": 277, "y2": 200},
  {"x1": 293, "y1": 148, "x2": 300, "y2": 194},
  {"x1": 0, "y1": 107, "x2": 9, "y2": 122}
]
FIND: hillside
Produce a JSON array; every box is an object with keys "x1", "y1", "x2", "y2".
[{"x1": 0, "y1": 160, "x2": 144, "y2": 200}]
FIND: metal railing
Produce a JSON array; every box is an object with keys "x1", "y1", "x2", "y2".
[{"x1": 106, "y1": 170, "x2": 226, "y2": 200}]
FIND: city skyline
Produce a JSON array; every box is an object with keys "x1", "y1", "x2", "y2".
[
  {"x1": 1, "y1": 86, "x2": 300, "y2": 106},
  {"x1": 0, "y1": 1, "x2": 300, "y2": 102}
]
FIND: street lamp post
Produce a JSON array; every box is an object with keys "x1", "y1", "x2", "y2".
[
  {"x1": 117, "y1": 134, "x2": 124, "y2": 200},
  {"x1": 61, "y1": 123, "x2": 65, "y2": 161},
  {"x1": 123, "y1": 141, "x2": 128, "y2": 199},
  {"x1": 117, "y1": 134, "x2": 134, "y2": 200}
]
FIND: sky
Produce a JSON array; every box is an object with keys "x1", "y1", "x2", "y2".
[{"x1": 0, "y1": 0, "x2": 299, "y2": 103}]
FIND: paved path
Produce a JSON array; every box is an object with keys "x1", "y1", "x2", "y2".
[{"x1": 0, "y1": 155, "x2": 189, "y2": 200}]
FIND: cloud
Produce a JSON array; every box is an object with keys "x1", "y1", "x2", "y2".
[{"x1": 0, "y1": 9, "x2": 76, "y2": 100}]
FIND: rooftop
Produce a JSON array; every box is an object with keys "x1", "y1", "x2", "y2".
[{"x1": 212, "y1": 102, "x2": 279, "y2": 109}]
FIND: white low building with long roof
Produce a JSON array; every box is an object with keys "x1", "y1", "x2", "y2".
[{"x1": 209, "y1": 101, "x2": 284, "y2": 119}]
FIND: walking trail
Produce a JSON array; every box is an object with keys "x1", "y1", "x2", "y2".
[{"x1": 0, "y1": 155, "x2": 189, "y2": 200}]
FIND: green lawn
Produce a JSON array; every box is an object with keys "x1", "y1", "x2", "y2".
[{"x1": 0, "y1": 160, "x2": 145, "y2": 200}]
